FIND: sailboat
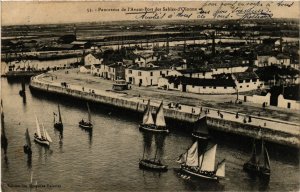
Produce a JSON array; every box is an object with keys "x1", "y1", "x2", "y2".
[
  {"x1": 54, "y1": 104, "x2": 63, "y2": 130},
  {"x1": 139, "y1": 144, "x2": 168, "y2": 172},
  {"x1": 34, "y1": 116, "x2": 52, "y2": 146},
  {"x1": 139, "y1": 101, "x2": 169, "y2": 133},
  {"x1": 23, "y1": 128, "x2": 32, "y2": 155},
  {"x1": 177, "y1": 141, "x2": 225, "y2": 181},
  {"x1": 243, "y1": 138, "x2": 271, "y2": 178},
  {"x1": 139, "y1": 99, "x2": 155, "y2": 129},
  {"x1": 192, "y1": 116, "x2": 210, "y2": 140},
  {"x1": 79, "y1": 102, "x2": 93, "y2": 129}
]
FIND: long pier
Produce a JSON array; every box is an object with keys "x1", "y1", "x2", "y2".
[{"x1": 29, "y1": 74, "x2": 300, "y2": 148}]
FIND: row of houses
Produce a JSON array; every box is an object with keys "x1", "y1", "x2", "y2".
[
  {"x1": 80, "y1": 53, "x2": 264, "y2": 94},
  {"x1": 158, "y1": 71, "x2": 262, "y2": 94}
]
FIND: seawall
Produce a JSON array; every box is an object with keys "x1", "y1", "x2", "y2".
[{"x1": 29, "y1": 75, "x2": 300, "y2": 148}]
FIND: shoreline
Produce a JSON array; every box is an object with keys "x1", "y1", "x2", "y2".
[{"x1": 29, "y1": 72, "x2": 300, "y2": 148}]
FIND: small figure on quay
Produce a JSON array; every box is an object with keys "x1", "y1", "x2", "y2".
[
  {"x1": 220, "y1": 113, "x2": 223, "y2": 119},
  {"x1": 217, "y1": 110, "x2": 220, "y2": 116},
  {"x1": 248, "y1": 116, "x2": 252, "y2": 123},
  {"x1": 82, "y1": 87, "x2": 84, "y2": 91},
  {"x1": 236, "y1": 112, "x2": 239, "y2": 119},
  {"x1": 243, "y1": 117, "x2": 247, "y2": 123}
]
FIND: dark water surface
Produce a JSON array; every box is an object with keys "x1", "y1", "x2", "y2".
[{"x1": 1, "y1": 79, "x2": 299, "y2": 191}]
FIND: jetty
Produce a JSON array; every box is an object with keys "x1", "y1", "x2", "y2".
[{"x1": 29, "y1": 72, "x2": 300, "y2": 148}]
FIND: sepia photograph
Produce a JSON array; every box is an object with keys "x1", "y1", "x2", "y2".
[{"x1": 1, "y1": 1, "x2": 299, "y2": 191}]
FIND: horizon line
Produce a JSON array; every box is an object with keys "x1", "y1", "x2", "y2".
[{"x1": 2, "y1": 17, "x2": 299, "y2": 27}]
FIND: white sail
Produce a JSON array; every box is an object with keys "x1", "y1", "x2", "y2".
[
  {"x1": 155, "y1": 102, "x2": 166, "y2": 127},
  {"x1": 145, "y1": 111, "x2": 154, "y2": 125},
  {"x1": 200, "y1": 144, "x2": 217, "y2": 171},
  {"x1": 42, "y1": 123, "x2": 46, "y2": 138},
  {"x1": 176, "y1": 152, "x2": 187, "y2": 164},
  {"x1": 186, "y1": 141, "x2": 199, "y2": 166},
  {"x1": 35, "y1": 116, "x2": 41, "y2": 138},
  {"x1": 143, "y1": 100, "x2": 154, "y2": 125},
  {"x1": 45, "y1": 129, "x2": 52, "y2": 143},
  {"x1": 216, "y1": 160, "x2": 226, "y2": 177}
]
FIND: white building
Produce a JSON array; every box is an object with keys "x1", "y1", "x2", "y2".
[
  {"x1": 233, "y1": 72, "x2": 264, "y2": 92},
  {"x1": 277, "y1": 94, "x2": 300, "y2": 110},
  {"x1": 91, "y1": 64, "x2": 103, "y2": 76},
  {"x1": 134, "y1": 53, "x2": 158, "y2": 67},
  {"x1": 255, "y1": 54, "x2": 290, "y2": 67},
  {"x1": 91, "y1": 62, "x2": 125, "y2": 80},
  {"x1": 84, "y1": 53, "x2": 103, "y2": 66},
  {"x1": 158, "y1": 76, "x2": 237, "y2": 94},
  {"x1": 125, "y1": 66, "x2": 170, "y2": 86},
  {"x1": 79, "y1": 65, "x2": 91, "y2": 73},
  {"x1": 244, "y1": 93, "x2": 271, "y2": 106},
  {"x1": 173, "y1": 64, "x2": 248, "y2": 79}
]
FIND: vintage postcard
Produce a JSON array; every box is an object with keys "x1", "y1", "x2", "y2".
[{"x1": 1, "y1": 1, "x2": 299, "y2": 191}]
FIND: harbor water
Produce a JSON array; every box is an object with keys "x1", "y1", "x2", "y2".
[{"x1": 1, "y1": 78, "x2": 299, "y2": 191}]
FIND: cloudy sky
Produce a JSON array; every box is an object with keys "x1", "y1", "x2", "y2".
[{"x1": 2, "y1": 1, "x2": 299, "y2": 26}]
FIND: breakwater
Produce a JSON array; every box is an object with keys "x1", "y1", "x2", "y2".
[{"x1": 29, "y1": 74, "x2": 300, "y2": 148}]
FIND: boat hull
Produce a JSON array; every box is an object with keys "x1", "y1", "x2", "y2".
[
  {"x1": 180, "y1": 166, "x2": 218, "y2": 181},
  {"x1": 191, "y1": 132, "x2": 210, "y2": 140},
  {"x1": 139, "y1": 160, "x2": 168, "y2": 172},
  {"x1": 243, "y1": 162, "x2": 259, "y2": 174},
  {"x1": 139, "y1": 124, "x2": 169, "y2": 133},
  {"x1": 54, "y1": 122, "x2": 63, "y2": 130},
  {"x1": 34, "y1": 137, "x2": 50, "y2": 146},
  {"x1": 243, "y1": 163, "x2": 270, "y2": 178},
  {"x1": 79, "y1": 121, "x2": 93, "y2": 129},
  {"x1": 23, "y1": 145, "x2": 32, "y2": 155}
]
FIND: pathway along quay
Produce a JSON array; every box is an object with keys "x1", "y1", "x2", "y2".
[{"x1": 29, "y1": 73, "x2": 300, "y2": 148}]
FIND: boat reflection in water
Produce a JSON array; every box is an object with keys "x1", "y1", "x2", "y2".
[
  {"x1": 54, "y1": 104, "x2": 63, "y2": 130},
  {"x1": 139, "y1": 132, "x2": 167, "y2": 172},
  {"x1": 243, "y1": 136, "x2": 271, "y2": 181}
]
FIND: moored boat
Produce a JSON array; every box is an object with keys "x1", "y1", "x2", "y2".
[
  {"x1": 79, "y1": 102, "x2": 93, "y2": 129},
  {"x1": 139, "y1": 159, "x2": 168, "y2": 172},
  {"x1": 177, "y1": 141, "x2": 225, "y2": 181},
  {"x1": 139, "y1": 101, "x2": 169, "y2": 133},
  {"x1": 54, "y1": 104, "x2": 63, "y2": 130},
  {"x1": 191, "y1": 116, "x2": 210, "y2": 140},
  {"x1": 243, "y1": 137, "x2": 271, "y2": 178},
  {"x1": 23, "y1": 128, "x2": 32, "y2": 155},
  {"x1": 34, "y1": 116, "x2": 52, "y2": 146},
  {"x1": 139, "y1": 144, "x2": 168, "y2": 172}
]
